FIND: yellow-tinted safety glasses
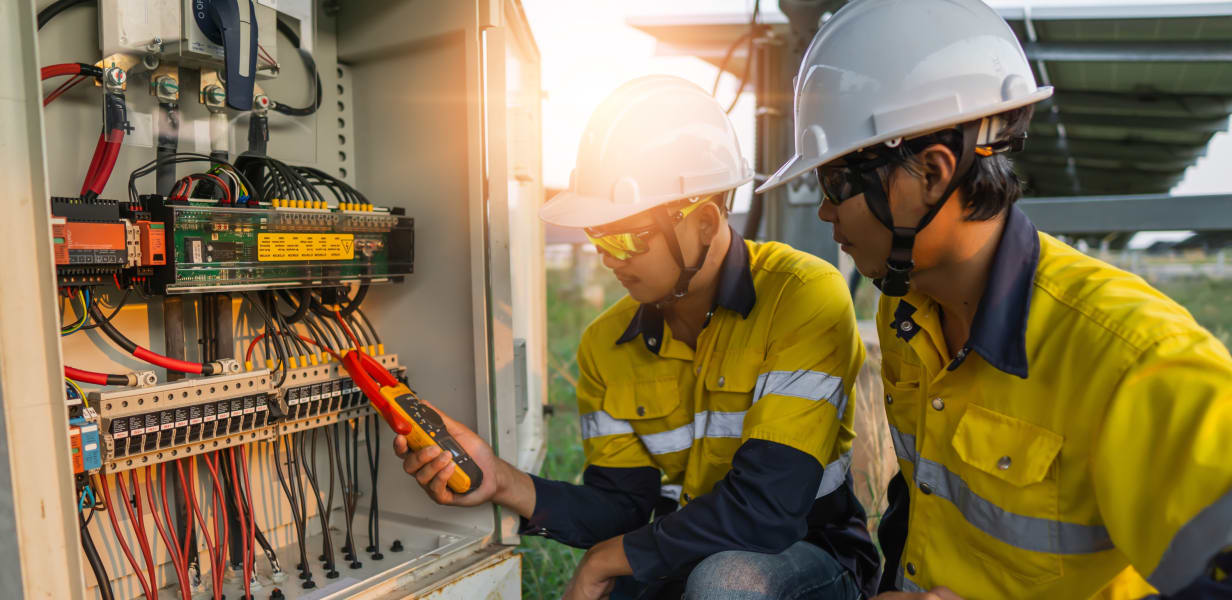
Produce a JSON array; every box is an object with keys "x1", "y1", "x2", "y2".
[{"x1": 585, "y1": 199, "x2": 709, "y2": 261}]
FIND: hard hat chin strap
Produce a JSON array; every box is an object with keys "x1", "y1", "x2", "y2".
[
  {"x1": 867, "y1": 121, "x2": 982, "y2": 297},
  {"x1": 652, "y1": 206, "x2": 711, "y2": 307}
]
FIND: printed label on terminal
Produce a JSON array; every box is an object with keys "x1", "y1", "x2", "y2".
[{"x1": 257, "y1": 233, "x2": 355, "y2": 262}]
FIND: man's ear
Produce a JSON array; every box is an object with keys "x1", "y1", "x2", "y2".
[
  {"x1": 916, "y1": 144, "x2": 958, "y2": 207},
  {"x1": 695, "y1": 202, "x2": 723, "y2": 244}
]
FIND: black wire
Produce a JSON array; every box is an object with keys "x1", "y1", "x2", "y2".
[
  {"x1": 273, "y1": 436, "x2": 310, "y2": 581},
  {"x1": 354, "y1": 308, "x2": 382, "y2": 345},
  {"x1": 81, "y1": 287, "x2": 131, "y2": 331},
  {"x1": 129, "y1": 153, "x2": 256, "y2": 206},
  {"x1": 271, "y1": 18, "x2": 322, "y2": 117},
  {"x1": 309, "y1": 284, "x2": 368, "y2": 320},
  {"x1": 303, "y1": 428, "x2": 337, "y2": 575},
  {"x1": 291, "y1": 432, "x2": 316, "y2": 585},
  {"x1": 244, "y1": 293, "x2": 288, "y2": 387},
  {"x1": 79, "y1": 511, "x2": 116, "y2": 600},
  {"x1": 364, "y1": 415, "x2": 382, "y2": 558},
  {"x1": 276, "y1": 289, "x2": 312, "y2": 324},
  {"x1": 37, "y1": 0, "x2": 94, "y2": 29}
]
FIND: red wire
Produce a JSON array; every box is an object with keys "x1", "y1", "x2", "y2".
[
  {"x1": 228, "y1": 448, "x2": 253, "y2": 599},
  {"x1": 99, "y1": 474, "x2": 154, "y2": 599},
  {"x1": 183, "y1": 459, "x2": 221, "y2": 600},
  {"x1": 335, "y1": 310, "x2": 363, "y2": 350},
  {"x1": 64, "y1": 365, "x2": 112, "y2": 385},
  {"x1": 202, "y1": 454, "x2": 229, "y2": 596},
  {"x1": 117, "y1": 471, "x2": 158, "y2": 597},
  {"x1": 200, "y1": 173, "x2": 233, "y2": 205},
  {"x1": 83, "y1": 128, "x2": 125, "y2": 197},
  {"x1": 133, "y1": 347, "x2": 206, "y2": 375},
  {"x1": 147, "y1": 466, "x2": 191, "y2": 600},
  {"x1": 81, "y1": 132, "x2": 108, "y2": 196},
  {"x1": 44, "y1": 74, "x2": 86, "y2": 106},
  {"x1": 41, "y1": 63, "x2": 83, "y2": 80},
  {"x1": 246, "y1": 330, "x2": 341, "y2": 363},
  {"x1": 158, "y1": 464, "x2": 193, "y2": 599},
  {"x1": 239, "y1": 445, "x2": 258, "y2": 585}
]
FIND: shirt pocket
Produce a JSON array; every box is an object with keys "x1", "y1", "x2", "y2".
[
  {"x1": 948, "y1": 403, "x2": 1064, "y2": 584},
  {"x1": 603, "y1": 377, "x2": 689, "y2": 463},
  {"x1": 699, "y1": 355, "x2": 759, "y2": 461}
]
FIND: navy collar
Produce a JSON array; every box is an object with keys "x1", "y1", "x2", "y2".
[
  {"x1": 890, "y1": 206, "x2": 1039, "y2": 378},
  {"x1": 617, "y1": 226, "x2": 756, "y2": 354},
  {"x1": 962, "y1": 205, "x2": 1040, "y2": 378}
]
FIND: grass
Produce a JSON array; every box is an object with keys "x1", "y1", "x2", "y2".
[
  {"x1": 519, "y1": 247, "x2": 1232, "y2": 599},
  {"x1": 518, "y1": 262, "x2": 626, "y2": 599}
]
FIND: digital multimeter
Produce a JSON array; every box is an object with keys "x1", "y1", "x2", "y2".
[{"x1": 340, "y1": 350, "x2": 482, "y2": 494}]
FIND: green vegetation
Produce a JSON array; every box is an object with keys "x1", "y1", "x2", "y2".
[
  {"x1": 518, "y1": 263, "x2": 625, "y2": 599},
  {"x1": 1150, "y1": 276, "x2": 1232, "y2": 347}
]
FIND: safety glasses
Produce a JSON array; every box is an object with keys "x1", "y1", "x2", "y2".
[
  {"x1": 585, "y1": 198, "x2": 709, "y2": 260},
  {"x1": 816, "y1": 153, "x2": 892, "y2": 207}
]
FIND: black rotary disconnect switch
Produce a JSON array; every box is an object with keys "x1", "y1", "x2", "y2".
[{"x1": 199, "y1": 0, "x2": 259, "y2": 110}]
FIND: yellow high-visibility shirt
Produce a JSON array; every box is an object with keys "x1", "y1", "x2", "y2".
[
  {"x1": 877, "y1": 206, "x2": 1232, "y2": 599},
  {"x1": 571, "y1": 230, "x2": 877, "y2": 585}
]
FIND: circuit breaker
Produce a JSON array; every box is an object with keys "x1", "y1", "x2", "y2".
[{"x1": 0, "y1": 0, "x2": 546, "y2": 598}]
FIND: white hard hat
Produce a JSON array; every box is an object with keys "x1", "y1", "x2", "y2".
[
  {"x1": 541, "y1": 75, "x2": 753, "y2": 229},
  {"x1": 756, "y1": 0, "x2": 1053, "y2": 193}
]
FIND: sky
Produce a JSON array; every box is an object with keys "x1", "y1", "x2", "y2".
[{"x1": 521, "y1": 0, "x2": 1232, "y2": 243}]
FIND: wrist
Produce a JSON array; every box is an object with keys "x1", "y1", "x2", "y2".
[{"x1": 491, "y1": 459, "x2": 536, "y2": 517}]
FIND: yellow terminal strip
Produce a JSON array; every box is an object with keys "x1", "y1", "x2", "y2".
[
  {"x1": 308, "y1": 354, "x2": 319, "y2": 366},
  {"x1": 377, "y1": 344, "x2": 385, "y2": 355},
  {"x1": 288, "y1": 356, "x2": 299, "y2": 369},
  {"x1": 265, "y1": 359, "x2": 275, "y2": 370},
  {"x1": 245, "y1": 360, "x2": 254, "y2": 371}
]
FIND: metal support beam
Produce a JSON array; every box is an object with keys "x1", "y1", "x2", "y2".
[
  {"x1": 1020, "y1": 193, "x2": 1232, "y2": 234},
  {"x1": 1038, "y1": 91, "x2": 1232, "y2": 118},
  {"x1": 1024, "y1": 41, "x2": 1232, "y2": 63},
  {"x1": 1021, "y1": 134, "x2": 1209, "y2": 162},
  {"x1": 1044, "y1": 112, "x2": 1232, "y2": 133}
]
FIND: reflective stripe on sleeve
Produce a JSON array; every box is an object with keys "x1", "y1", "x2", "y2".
[
  {"x1": 1147, "y1": 487, "x2": 1232, "y2": 594},
  {"x1": 639, "y1": 410, "x2": 746, "y2": 455},
  {"x1": 579, "y1": 410, "x2": 634, "y2": 440},
  {"x1": 754, "y1": 370, "x2": 846, "y2": 414},
  {"x1": 816, "y1": 449, "x2": 853, "y2": 498}
]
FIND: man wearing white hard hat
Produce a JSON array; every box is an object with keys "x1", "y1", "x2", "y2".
[
  {"x1": 395, "y1": 75, "x2": 880, "y2": 599},
  {"x1": 759, "y1": 1, "x2": 1232, "y2": 599}
]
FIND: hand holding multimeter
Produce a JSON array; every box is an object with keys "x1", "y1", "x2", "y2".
[{"x1": 339, "y1": 349, "x2": 484, "y2": 496}]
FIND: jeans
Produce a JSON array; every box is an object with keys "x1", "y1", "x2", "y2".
[{"x1": 612, "y1": 541, "x2": 863, "y2": 600}]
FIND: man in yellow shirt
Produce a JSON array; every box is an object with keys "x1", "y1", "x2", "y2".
[
  {"x1": 758, "y1": 1, "x2": 1232, "y2": 598},
  {"x1": 395, "y1": 76, "x2": 880, "y2": 599}
]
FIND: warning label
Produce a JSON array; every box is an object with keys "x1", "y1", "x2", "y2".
[{"x1": 257, "y1": 233, "x2": 355, "y2": 261}]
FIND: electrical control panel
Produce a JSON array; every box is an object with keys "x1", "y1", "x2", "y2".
[
  {"x1": 8, "y1": 0, "x2": 547, "y2": 598},
  {"x1": 147, "y1": 198, "x2": 414, "y2": 293}
]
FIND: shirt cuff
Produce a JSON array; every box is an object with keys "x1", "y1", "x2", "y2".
[
  {"x1": 517, "y1": 474, "x2": 565, "y2": 538},
  {"x1": 622, "y1": 523, "x2": 667, "y2": 582}
]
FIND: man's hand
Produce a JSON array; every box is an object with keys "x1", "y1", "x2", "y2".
[
  {"x1": 392, "y1": 400, "x2": 533, "y2": 513},
  {"x1": 563, "y1": 536, "x2": 631, "y2": 600},
  {"x1": 873, "y1": 587, "x2": 964, "y2": 600}
]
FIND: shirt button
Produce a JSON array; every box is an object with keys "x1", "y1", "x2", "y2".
[
  {"x1": 931, "y1": 397, "x2": 945, "y2": 411},
  {"x1": 717, "y1": 376, "x2": 725, "y2": 387},
  {"x1": 682, "y1": 493, "x2": 692, "y2": 502},
  {"x1": 885, "y1": 394, "x2": 893, "y2": 405},
  {"x1": 900, "y1": 321, "x2": 914, "y2": 333},
  {"x1": 998, "y1": 456, "x2": 1012, "y2": 470},
  {"x1": 919, "y1": 482, "x2": 933, "y2": 495},
  {"x1": 636, "y1": 406, "x2": 646, "y2": 417},
  {"x1": 906, "y1": 562, "x2": 917, "y2": 576},
  {"x1": 647, "y1": 337, "x2": 658, "y2": 346},
  {"x1": 695, "y1": 365, "x2": 701, "y2": 375}
]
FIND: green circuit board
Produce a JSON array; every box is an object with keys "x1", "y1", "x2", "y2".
[{"x1": 151, "y1": 201, "x2": 413, "y2": 293}]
